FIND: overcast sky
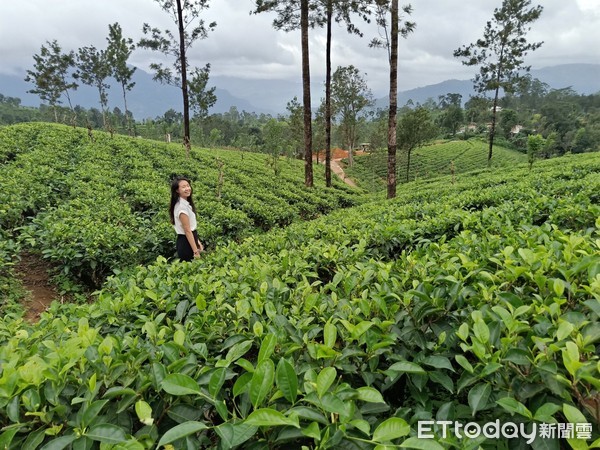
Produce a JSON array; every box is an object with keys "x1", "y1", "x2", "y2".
[{"x1": 1, "y1": 0, "x2": 598, "y2": 97}]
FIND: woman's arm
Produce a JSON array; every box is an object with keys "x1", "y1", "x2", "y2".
[{"x1": 179, "y1": 213, "x2": 201, "y2": 258}]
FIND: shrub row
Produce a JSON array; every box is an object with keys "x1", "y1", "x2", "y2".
[
  {"x1": 0, "y1": 123, "x2": 362, "y2": 287},
  {"x1": 0, "y1": 151, "x2": 598, "y2": 448}
]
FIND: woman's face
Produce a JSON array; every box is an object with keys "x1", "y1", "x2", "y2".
[{"x1": 177, "y1": 180, "x2": 192, "y2": 199}]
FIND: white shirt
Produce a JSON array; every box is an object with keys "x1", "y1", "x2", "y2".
[{"x1": 173, "y1": 198, "x2": 197, "y2": 234}]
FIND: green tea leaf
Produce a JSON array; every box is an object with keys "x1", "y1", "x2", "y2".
[
  {"x1": 387, "y1": 361, "x2": 426, "y2": 374},
  {"x1": 356, "y1": 386, "x2": 385, "y2": 403},
  {"x1": 276, "y1": 358, "x2": 298, "y2": 404},
  {"x1": 0, "y1": 429, "x2": 19, "y2": 450},
  {"x1": 135, "y1": 400, "x2": 154, "y2": 426},
  {"x1": 454, "y1": 355, "x2": 474, "y2": 374},
  {"x1": 245, "y1": 408, "x2": 299, "y2": 428},
  {"x1": 225, "y1": 340, "x2": 254, "y2": 364},
  {"x1": 257, "y1": 334, "x2": 277, "y2": 363},
  {"x1": 473, "y1": 318, "x2": 490, "y2": 344},
  {"x1": 496, "y1": 397, "x2": 532, "y2": 419},
  {"x1": 316, "y1": 367, "x2": 337, "y2": 398},
  {"x1": 316, "y1": 392, "x2": 346, "y2": 414},
  {"x1": 556, "y1": 321, "x2": 574, "y2": 341},
  {"x1": 350, "y1": 419, "x2": 370, "y2": 435},
  {"x1": 562, "y1": 403, "x2": 587, "y2": 424},
  {"x1": 157, "y1": 421, "x2": 208, "y2": 447},
  {"x1": 533, "y1": 403, "x2": 561, "y2": 422},
  {"x1": 86, "y1": 424, "x2": 128, "y2": 444},
  {"x1": 40, "y1": 435, "x2": 78, "y2": 450},
  {"x1": 562, "y1": 342, "x2": 583, "y2": 377},
  {"x1": 468, "y1": 383, "x2": 491, "y2": 416},
  {"x1": 161, "y1": 374, "x2": 201, "y2": 396},
  {"x1": 82, "y1": 400, "x2": 109, "y2": 428},
  {"x1": 215, "y1": 422, "x2": 258, "y2": 448},
  {"x1": 429, "y1": 371, "x2": 454, "y2": 394},
  {"x1": 250, "y1": 359, "x2": 275, "y2": 408},
  {"x1": 480, "y1": 363, "x2": 503, "y2": 377},
  {"x1": 422, "y1": 356, "x2": 454, "y2": 372},
  {"x1": 301, "y1": 421, "x2": 321, "y2": 440},
  {"x1": 173, "y1": 329, "x2": 185, "y2": 346},
  {"x1": 22, "y1": 428, "x2": 46, "y2": 450},
  {"x1": 324, "y1": 321, "x2": 337, "y2": 348},
  {"x1": 209, "y1": 368, "x2": 227, "y2": 398},
  {"x1": 372, "y1": 417, "x2": 410, "y2": 442}
]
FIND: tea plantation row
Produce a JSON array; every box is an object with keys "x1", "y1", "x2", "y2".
[
  {"x1": 0, "y1": 123, "x2": 359, "y2": 289},
  {"x1": 346, "y1": 139, "x2": 527, "y2": 192},
  {"x1": 0, "y1": 149, "x2": 598, "y2": 449}
]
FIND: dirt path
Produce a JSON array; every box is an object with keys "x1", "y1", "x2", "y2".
[
  {"x1": 315, "y1": 148, "x2": 361, "y2": 188},
  {"x1": 15, "y1": 252, "x2": 59, "y2": 322},
  {"x1": 330, "y1": 158, "x2": 357, "y2": 187}
]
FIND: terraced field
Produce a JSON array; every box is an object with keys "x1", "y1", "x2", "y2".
[{"x1": 346, "y1": 139, "x2": 528, "y2": 192}]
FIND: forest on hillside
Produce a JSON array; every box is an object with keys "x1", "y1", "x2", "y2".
[{"x1": 2, "y1": 84, "x2": 599, "y2": 160}]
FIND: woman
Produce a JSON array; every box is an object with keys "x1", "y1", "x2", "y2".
[{"x1": 169, "y1": 177, "x2": 204, "y2": 261}]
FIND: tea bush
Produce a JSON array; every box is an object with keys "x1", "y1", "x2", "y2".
[
  {"x1": 0, "y1": 123, "x2": 362, "y2": 288},
  {"x1": 346, "y1": 139, "x2": 527, "y2": 192},
  {"x1": 0, "y1": 149, "x2": 598, "y2": 449}
]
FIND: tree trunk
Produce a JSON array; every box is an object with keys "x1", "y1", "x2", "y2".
[
  {"x1": 99, "y1": 87, "x2": 107, "y2": 129},
  {"x1": 301, "y1": 0, "x2": 313, "y2": 187},
  {"x1": 488, "y1": 45, "x2": 505, "y2": 166},
  {"x1": 176, "y1": 0, "x2": 191, "y2": 157},
  {"x1": 488, "y1": 84, "x2": 501, "y2": 167},
  {"x1": 387, "y1": 0, "x2": 399, "y2": 199},
  {"x1": 122, "y1": 84, "x2": 133, "y2": 136},
  {"x1": 324, "y1": 0, "x2": 332, "y2": 187}
]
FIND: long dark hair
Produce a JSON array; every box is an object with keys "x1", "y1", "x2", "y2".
[{"x1": 169, "y1": 177, "x2": 196, "y2": 224}]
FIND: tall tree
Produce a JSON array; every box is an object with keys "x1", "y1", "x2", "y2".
[
  {"x1": 187, "y1": 65, "x2": 217, "y2": 120},
  {"x1": 76, "y1": 45, "x2": 111, "y2": 128},
  {"x1": 397, "y1": 106, "x2": 438, "y2": 182},
  {"x1": 254, "y1": 0, "x2": 370, "y2": 187},
  {"x1": 300, "y1": 0, "x2": 313, "y2": 187},
  {"x1": 369, "y1": 1, "x2": 415, "y2": 199},
  {"x1": 437, "y1": 93, "x2": 464, "y2": 137},
  {"x1": 25, "y1": 40, "x2": 78, "y2": 123},
  {"x1": 286, "y1": 96, "x2": 305, "y2": 159},
  {"x1": 139, "y1": 0, "x2": 216, "y2": 156},
  {"x1": 106, "y1": 23, "x2": 136, "y2": 135},
  {"x1": 454, "y1": 0, "x2": 543, "y2": 165},
  {"x1": 330, "y1": 65, "x2": 374, "y2": 166}
]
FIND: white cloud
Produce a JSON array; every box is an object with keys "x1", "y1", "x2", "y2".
[{"x1": 1, "y1": 0, "x2": 598, "y2": 94}]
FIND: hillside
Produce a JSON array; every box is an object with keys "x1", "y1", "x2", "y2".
[
  {"x1": 0, "y1": 139, "x2": 598, "y2": 448},
  {"x1": 345, "y1": 139, "x2": 528, "y2": 192},
  {"x1": 0, "y1": 122, "x2": 363, "y2": 288}
]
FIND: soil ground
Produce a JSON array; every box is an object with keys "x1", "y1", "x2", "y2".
[
  {"x1": 314, "y1": 148, "x2": 365, "y2": 187},
  {"x1": 15, "y1": 252, "x2": 59, "y2": 322}
]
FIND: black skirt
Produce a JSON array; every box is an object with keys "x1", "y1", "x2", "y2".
[{"x1": 176, "y1": 230, "x2": 200, "y2": 261}]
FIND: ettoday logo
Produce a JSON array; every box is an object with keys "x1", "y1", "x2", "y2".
[{"x1": 417, "y1": 420, "x2": 593, "y2": 444}]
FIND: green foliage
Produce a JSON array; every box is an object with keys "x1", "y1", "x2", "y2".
[
  {"x1": 331, "y1": 64, "x2": 374, "y2": 160},
  {"x1": 397, "y1": 107, "x2": 439, "y2": 182},
  {"x1": 0, "y1": 123, "x2": 360, "y2": 288},
  {"x1": 527, "y1": 133, "x2": 545, "y2": 169},
  {"x1": 0, "y1": 144, "x2": 598, "y2": 448},
  {"x1": 347, "y1": 138, "x2": 528, "y2": 192},
  {"x1": 24, "y1": 40, "x2": 78, "y2": 118},
  {"x1": 76, "y1": 44, "x2": 112, "y2": 127}
]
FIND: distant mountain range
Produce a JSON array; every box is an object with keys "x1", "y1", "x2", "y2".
[
  {"x1": 1, "y1": 63, "x2": 598, "y2": 119},
  {"x1": 373, "y1": 64, "x2": 600, "y2": 110}
]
